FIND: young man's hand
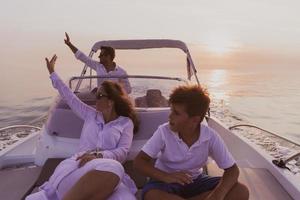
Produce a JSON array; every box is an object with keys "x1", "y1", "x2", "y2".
[
  {"x1": 162, "y1": 171, "x2": 193, "y2": 185},
  {"x1": 45, "y1": 54, "x2": 57, "y2": 74}
]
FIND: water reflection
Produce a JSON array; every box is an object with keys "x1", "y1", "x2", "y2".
[{"x1": 202, "y1": 69, "x2": 229, "y2": 102}]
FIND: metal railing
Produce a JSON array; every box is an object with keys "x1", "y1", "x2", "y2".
[
  {"x1": 229, "y1": 124, "x2": 300, "y2": 147},
  {"x1": 229, "y1": 124, "x2": 300, "y2": 171},
  {"x1": 69, "y1": 75, "x2": 187, "y2": 90},
  {"x1": 0, "y1": 125, "x2": 41, "y2": 132}
]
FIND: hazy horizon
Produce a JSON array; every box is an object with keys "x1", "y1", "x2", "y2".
[{"x1": 1, "y1": 0, "x2": 300, "y2": 73}]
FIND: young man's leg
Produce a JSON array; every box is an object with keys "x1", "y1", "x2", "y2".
[
  {"x1": 143, "y1": 174, "x2": 220, "y2": 200},
  {"x1": 188, "y1": 182, "x2": 249, "y2": 200},
  {"x1": 224, "y1": 182, "x2": 249, "y2": 200},
  {"x1": 144, "y1": 189, "x2": 184, "y2": 200},
  {"x1": 142, "y1": 180, "x2": 186, "y2": 200},
  {"x1": 63, "y1": 170, "x2": 119, "y2": 200}
]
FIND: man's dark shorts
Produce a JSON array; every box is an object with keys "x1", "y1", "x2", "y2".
[{"x1": 142, "y1": 174, "x2": 221, "y2": 199}]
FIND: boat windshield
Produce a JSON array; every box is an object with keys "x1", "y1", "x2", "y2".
[{"x1": 69, "y1": 75, "x2": 187, "y2": 108}]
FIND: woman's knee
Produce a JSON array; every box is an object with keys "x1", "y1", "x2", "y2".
[
  {"x1": 63, "y1": 170, "x2": 120, "y2": 200},
  {"x1": 92, "y1": 159, "x2": 125, "y2": 180}
]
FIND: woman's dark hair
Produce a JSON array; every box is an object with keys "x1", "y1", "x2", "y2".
[
  {"x1": 101, "y1": 81, "x2": 139, "y2": 133},
  {"x1": 169, "y1": 85, "x2": 210, "y2": 123}
]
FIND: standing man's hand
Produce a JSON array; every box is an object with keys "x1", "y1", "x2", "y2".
[
  {"x1": 64, "y1": 32, "x2": 78, "y2": 54},
  {"x1": 64, "y1": 32, "x2": 71, "y2": 45},
  {"x1": 45, "y1": 54, "x2": 57, "y2": 74}
]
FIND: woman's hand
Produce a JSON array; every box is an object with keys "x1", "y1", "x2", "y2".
[
  {"x1": 76, "y1": 152, "x2": 103, "y2": 168},
  {"x1": 45, "y1": 54, "x2": 57, "y2": 74}
]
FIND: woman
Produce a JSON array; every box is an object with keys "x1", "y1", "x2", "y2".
[{"x1": 26, "y1": 55, "x2": 138, "y2": 200}]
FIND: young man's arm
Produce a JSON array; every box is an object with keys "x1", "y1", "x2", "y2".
[
  {"x1": 134, "y1": 151, "x2": 193, "y2": 185},
  {"x1": 134, "y1": 125, "x2": 193, "y2": 185},
  {"x1": 208, "y1": 128, "x2": 240, "y2": 200},
  {"x1": 206, "y1": 164, "x2": 239, "y2": 200}
]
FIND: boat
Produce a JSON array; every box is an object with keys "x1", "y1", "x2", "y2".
[{"x1": 0, "y1": 39, "x2": 299, "y2": 200}]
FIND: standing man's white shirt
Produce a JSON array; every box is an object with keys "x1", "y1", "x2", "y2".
[
  {"x1": 142, "y1": 123, "x2": 235, "y2": 179},
  {"x1": 75, "y1": 50, "x2": 132, "y2": 94}
]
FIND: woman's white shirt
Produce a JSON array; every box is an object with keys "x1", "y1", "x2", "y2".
[{"x1": 50, "y1": 72, "x2": 134, "y2": 163}]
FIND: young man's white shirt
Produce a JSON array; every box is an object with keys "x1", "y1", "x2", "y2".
[{"x1": 142, "y1": 123, "x2": 235, "y2": 179}]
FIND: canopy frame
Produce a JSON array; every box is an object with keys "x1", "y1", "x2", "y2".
[{"x1": 75, "y1": 39, "x2": 199, "y2": 92}]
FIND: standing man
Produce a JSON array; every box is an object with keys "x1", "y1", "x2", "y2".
[{"x1": 64, "y1": 32, "x2": 132, "y2": 94}]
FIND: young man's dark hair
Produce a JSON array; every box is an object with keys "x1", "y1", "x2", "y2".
[
  {"x1": 100, "y1": 46, "x2": 115, "y2": 60},
  {"x1": 169, "y1": 85, "x2": 210, "y2": 122}
]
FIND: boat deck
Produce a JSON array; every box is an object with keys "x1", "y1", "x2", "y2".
[
  {"x1": 0, "y1": 159, "x2": 293, "y2": 200},
  {"x1": 0, "y1": 166, "x2": 41, "y2": 200},
  {"x1": 207, "y1": 162, "x2": 292, "y2": 200}
]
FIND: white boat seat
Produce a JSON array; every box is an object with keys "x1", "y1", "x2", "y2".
[
  {"x1": 47, "y1": 105, "x2": 170, "y2": 139},
  {"x1": 207, "y1": 162, "x2": 293, "y2": 200}
]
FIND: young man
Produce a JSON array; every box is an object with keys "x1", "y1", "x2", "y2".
[
  {"x1": 134, "y1": 85, "x2": 249, "y2": 200},
  {"x1": 64, "y1": 32, "x2": 131, "y2": 94}
]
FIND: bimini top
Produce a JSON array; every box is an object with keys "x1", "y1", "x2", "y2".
[
  {"x1": 91, "y1": 39, "x2": 197, "y2": 81},
  {"x1": 92, "y1": 39, "x2": 189, "y2": 53}
]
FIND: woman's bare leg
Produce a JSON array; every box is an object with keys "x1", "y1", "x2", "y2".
[
  {"x1": 107, "y1": 182, "x2": 136, "y2": 200},
  {"x1": 63, "y1": 170, "x2": 120, "y2": 200}
]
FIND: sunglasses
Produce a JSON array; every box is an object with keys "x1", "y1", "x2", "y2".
[{"x1": 95, "y1": 92, "x2": 108, "y2": 100}]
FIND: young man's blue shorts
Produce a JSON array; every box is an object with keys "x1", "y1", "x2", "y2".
[{"x1": 142, "y1": 173, "x2": 220, "y2": 199}]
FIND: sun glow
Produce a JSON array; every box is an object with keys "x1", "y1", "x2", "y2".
[
  {"x1": 206, "y1": 43, "x2": 232, "y2": 55},
  {"x1": 202, "y1": 33, "x2": 239, "y2": 55}
]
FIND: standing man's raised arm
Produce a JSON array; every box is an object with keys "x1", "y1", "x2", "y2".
[
  {"x1": 64, "y1": 32, "x2": 98, "y2": 70},
  {"x1": 64, "y1": 32, "x2": 78, "y2": 54}
]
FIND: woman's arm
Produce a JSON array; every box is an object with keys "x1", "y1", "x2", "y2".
[
  {"x1": 46, "y1": 55, "x2": 95, "y2": 120},
  {"x1": 101, "y1": 120, "x2": 134, "y2": 163}
]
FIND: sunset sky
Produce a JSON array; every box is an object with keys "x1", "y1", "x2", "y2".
[{"x1": 1, "y1": 0, "x2": 300, "y2": 71}]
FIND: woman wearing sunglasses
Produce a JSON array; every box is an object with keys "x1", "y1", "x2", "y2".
[{"x1": 26, "y1": 55, "x2": 138, "y2": 200}]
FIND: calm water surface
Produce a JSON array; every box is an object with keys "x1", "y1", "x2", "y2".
[{"x1": 0, "y1": 64, "x2": 299, "y2": 144}]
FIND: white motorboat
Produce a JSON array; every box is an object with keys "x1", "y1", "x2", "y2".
[{"x1": 0, "y1": 39, "x2": 299, "y2": 200}]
